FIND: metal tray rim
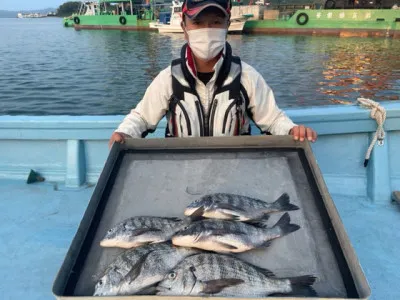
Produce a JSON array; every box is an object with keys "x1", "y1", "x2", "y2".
[{"x1": 52, "y1": 135, "x2": 371, "y2": 300}]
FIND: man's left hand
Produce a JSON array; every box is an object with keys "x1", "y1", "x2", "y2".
[{"x1": 289, "y1": 125, "x2": 317, "y2": 142}]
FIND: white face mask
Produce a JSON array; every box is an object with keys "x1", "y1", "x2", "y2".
[{"x1": 186, "y1": 28, "x2": 227, "y2": 61}]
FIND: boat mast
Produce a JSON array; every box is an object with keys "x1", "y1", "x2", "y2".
[{"x1": 130, "y1": 0, "x2": 133, "y2": 15}]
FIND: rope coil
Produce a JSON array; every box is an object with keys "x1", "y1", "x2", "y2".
[{"x1": 357, "y1": 98, "x2": 386, "y2": 167}]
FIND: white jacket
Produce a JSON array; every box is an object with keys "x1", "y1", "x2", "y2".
[{"x1": 115, "y1": 45, "x2": 296, "y2": 138}]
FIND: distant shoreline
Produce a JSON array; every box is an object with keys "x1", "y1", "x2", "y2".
[{"x1": 0, "y1": 16, "x2": 61, "y2": 19}]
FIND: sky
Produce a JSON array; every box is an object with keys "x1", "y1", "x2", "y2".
[{"x1": 0, "y1": 0, "x2": 63, "y2": 11}]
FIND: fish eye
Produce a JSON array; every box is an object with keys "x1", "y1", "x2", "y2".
[
  {"x1": 108, "y1": 229, "x2": 112, "y2": 233},
  {"x1": 98, "y1": 280, "x2": 103, "y2": 286},
  {"x1": 168, "y1": 272, "x2": 176, "y2": 279}
]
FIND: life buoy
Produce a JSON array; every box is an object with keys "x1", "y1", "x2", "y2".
[
  {"x1": 119, "y1": 16, "x2": 127, "y2": 25},
  {"x1": 73, "y1": 17, "x2": 80, "y2": 24},
  {"x1": 324, "y1": 0, "x2": 336, "y2": 9},
  {"x1": 296, "y1": 13, "x2": 309, "y2": 25}
]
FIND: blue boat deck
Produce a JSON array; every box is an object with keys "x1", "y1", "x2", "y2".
[{"x1": 1, "y1": 179, "x2": 399, "y2": 300}]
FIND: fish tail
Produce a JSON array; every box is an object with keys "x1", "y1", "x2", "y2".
[
  {"x1": 270, "y1": 193, "x2": 299, "y2": 212},
  {"x1": 288, "y1": 275, "x2": 317, "y2": 297},
  {"x1": 273, "y1": 212, "x2": 300, "y2": 236}
]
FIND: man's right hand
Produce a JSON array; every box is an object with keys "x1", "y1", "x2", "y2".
[{"x1": 108, "y1": 132, "x2": 129, "y2": 149}]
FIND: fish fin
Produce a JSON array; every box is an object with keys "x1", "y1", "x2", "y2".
[
  {"x1": 273, "y1": 212, "x2": 300, "y2": 236},
  {"x1": 216, "y1": 211, "x2": 242, "y2": 221},
  {"x1": 270, "y1": 193, "x2": 299, "y2": 212},
  {"x1": 252, "y1": 265, "x2": 276, "y2": 278},
  {"x1": 163, "y1": 217, "x2": 182, "y2": 222},
  {"x1": 136, "y1": 283, "x2": 158, "y2": 295},
  {"x1": 288, "y1": 275, "x2": 318, "y2": 297},
  {"x1": 124, "y1": 251, "x2": 153, "y2": 283},
  {"x1": 201, "y1": 278, "x2": 244, "y2": 294},
  {"x1": 225, "y1": 214, "x2": 241, "y2": 221},
  {"x1": 260, "y1": 240, "x2": 272, "y2": 248},
  {"x1": 213, "y1": 241, "x2": 239, "y2": 251},
  {"x1": 131, "y1": 227, "x2": 162, "y2": 237},
  {"x1": 191, "y1": 231, "x2": 243, "y2": 251},
  {"x1": 214, "y1": 202, "x2": 246, "y2": 213},
  {"x1": 189, "y1": 206, "x2": 205, "y2": 218},
  {"x1": 245, "y1": 215, "x2": 270, "y2": 228}
]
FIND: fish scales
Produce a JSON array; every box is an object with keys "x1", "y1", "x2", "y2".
[
  {"x1": 185, "y1": 193, "x2": 299, "y2": 222},
  {"x1": 172, "y1": 214, "x2": 300, "y2": 253},
  {"x1": 157, "y1": 253, "x2": 316, "y2": 297},
  {"x1": 226, "y1": 194, "x2": 261, "y2": 210},
  {"x1": 94, "y1": 242, "x2": 200, "y2": 296},
  {"x1": 102, "y1": 243, "x2": 170, "y2": 282},
  {"x1": 100, "y1": 216, "x2": 190, "y2": 249}
]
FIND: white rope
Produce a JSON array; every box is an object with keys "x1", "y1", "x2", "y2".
[{"x1": 357, "y1": 98, "x2": 386, "y2": 167}]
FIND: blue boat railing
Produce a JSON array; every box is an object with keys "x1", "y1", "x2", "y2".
[{"x1": 0, "y1": 101, "x2": 399, "y2": 203}]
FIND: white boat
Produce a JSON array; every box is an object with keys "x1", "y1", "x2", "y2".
[{"x1": 149, "y1": 0, "x2": 248, "y2": 33}]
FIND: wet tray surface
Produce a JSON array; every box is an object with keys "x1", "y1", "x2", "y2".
[{"x1": 53, "y1": 136, "x2": 370, "y2": 299}]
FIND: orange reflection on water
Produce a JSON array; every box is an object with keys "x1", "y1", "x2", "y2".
[{"x1": 317, "y1": 46, "x2": 400, "y2": 104}]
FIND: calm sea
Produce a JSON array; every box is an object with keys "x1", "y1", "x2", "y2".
[{"x1": 0, "y1": 17, "x2": 399, "y2": 115}]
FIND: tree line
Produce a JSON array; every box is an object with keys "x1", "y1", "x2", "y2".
[{"x1": 56, "y1": 2, "x2": 81, "y2": 17}]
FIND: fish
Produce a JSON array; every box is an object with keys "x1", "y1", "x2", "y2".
[
  {"x1": 100, "y1": 216, "x2": 192, "y2": 249},
  {"x1": 172, "y1": 212, "x2": 300, "y2": 253},
  {"x1": 156, "y1": 253, "x2": 317, "y2": 297},
  {"x1": 184, "y1": 192, "x2": 299, "y2": 222},
  {"x1": 93, "y1": 242, "x2": 200, "y2": 296}
]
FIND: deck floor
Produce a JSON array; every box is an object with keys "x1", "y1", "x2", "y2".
[{"x1": 0, "y1": 179, "x2": 399, "y2": 300}]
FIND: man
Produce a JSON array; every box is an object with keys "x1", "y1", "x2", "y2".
[{"x1": 109, "y1": 0, "x2": 317, "y2": 148}]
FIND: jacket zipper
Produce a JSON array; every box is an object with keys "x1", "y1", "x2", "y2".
[
  {"x1": 195, "y1": 101, "x2": 204, "y2": 137},
  {"x1": 222, "y1": 100, "x2": 237, "y2": 134},
  {"x1": 209, "y1": 99, "x2": 218, "y2": 137},
  {"x1": 176, "y1": 101, "x2": 192, "y2": 136}
]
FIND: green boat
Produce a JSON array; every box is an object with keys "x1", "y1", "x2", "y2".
[
  {"x1": 67, "y1": 0, "x2": 159, "y2": 31},
  {"x1": 63, "y1": 0, "x2": 400, "y2": 37},
  {"x1": 242, "y1": 1, "x2": 400, "y2": 38},
  {"x1": 63, "y1": 1, "x2": 99, "y2": 28}
]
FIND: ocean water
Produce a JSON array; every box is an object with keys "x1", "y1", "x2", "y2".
[{"x1": 0, "y1": 17, "x2": 399, "y2": 115}]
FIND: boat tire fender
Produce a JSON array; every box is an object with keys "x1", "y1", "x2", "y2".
[
  {"x1": 296, "y1": 13, "x2": 309, "y2": 26},
  {"x1": 324, "y1": 0, "x2": 336, "y2": 9},
  {"x1": 74, "y1": 17, "x2": 80, "y2": 25},
  {"x1": 119, "y1": 16, "x2": 127, "y2": 25},
  {"x1": 64, "y1": 22, "x2": 69, "y2": 27}
]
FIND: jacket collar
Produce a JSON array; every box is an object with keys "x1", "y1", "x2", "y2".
[
  {"x1": 180, "y1": 42, "x2": 233, "y2": 91},
  {"x1": 185, "y1": 45, "x2": 226, "y2": 78}
]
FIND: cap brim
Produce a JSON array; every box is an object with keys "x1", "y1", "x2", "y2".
[{"x1": 184, "y1": 3, "x2": 229, "y2": 19}]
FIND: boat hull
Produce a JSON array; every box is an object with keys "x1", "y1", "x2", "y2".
[
  {"x1": 71, "y1": 15, "x2": 156, "y2": 31},
  {"x1": 244, "y1": 9, "x2": 400, "y2": 38}
]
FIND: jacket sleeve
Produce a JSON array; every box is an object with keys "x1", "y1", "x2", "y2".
[
  {"x1": 114, "y1": 67, "x2": 172, "y2": 138},
  {"x1": 241, "y1": 62, "x2": 296, "y2": 136}
]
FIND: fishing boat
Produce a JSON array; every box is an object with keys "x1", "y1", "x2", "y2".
[
  {"x1": 149, "y1": 0, "x2": 249, "y2": 33},
  {"x1": 243, "y1": 1, "x2": 400, "y2": 38},
  {"x1": 0, "y1": 98, "x2": 399, "y2": 299},
  {"x1": 62, "y1": 0, "x2": 400, "y2": 37},
  {"x1": 68, "y1": 0, "x2": 158, "y2": 31},
  {"x1": 63, "y1": 1, "x2": 98, "y2": 27}
]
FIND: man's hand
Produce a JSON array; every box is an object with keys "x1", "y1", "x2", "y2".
[
  {"x1": 289, "y1": 125, "x2": 317, "y2": 142},
  {"x1": 108, "y1": 132, "x2": 129, "y2": 149}
]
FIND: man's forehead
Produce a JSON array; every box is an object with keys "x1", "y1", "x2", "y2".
[{"x1": 192, "y1": 11, "x2": 226, "y2": 21}]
